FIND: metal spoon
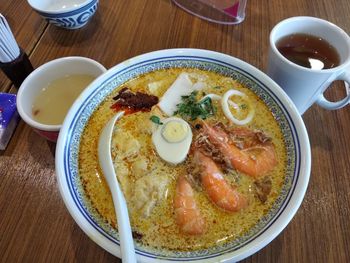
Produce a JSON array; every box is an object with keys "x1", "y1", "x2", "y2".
[{"x1": 98, "y1": 111, "x2": 137, "y2": 263}]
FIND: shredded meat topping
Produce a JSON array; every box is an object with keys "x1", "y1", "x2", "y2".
[
  {"x1": 254, "y1": 176, "x2": 272, "y2": 203},
  {"x1": 185, "y1": 166, "x2": 202, "y2": 191},
  {"x1": 194, "y1": 132, "x2": 233, "y2": 172},
  {"x1": 213, "y1": 122, "x2": 272, "y2": 149},
  {"x1": 192, "y1": 122, "x2": 273, "y2": 173}
]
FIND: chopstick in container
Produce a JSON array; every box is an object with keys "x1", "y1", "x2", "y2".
[
  {"x1": 0, "y1": 14, "x2": 20, "y2": 63},
  {"x1": 0, "y1": 14, "x2": 33, "y2": 88}
]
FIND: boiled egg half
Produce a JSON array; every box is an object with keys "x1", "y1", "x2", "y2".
[{"x1": 152, "y1": 117, "x2": 192, "y2": 165}]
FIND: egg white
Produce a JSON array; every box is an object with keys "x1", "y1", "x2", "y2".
[{"x1": 152, "y1": 117, "x2": 192, "y2": 165}]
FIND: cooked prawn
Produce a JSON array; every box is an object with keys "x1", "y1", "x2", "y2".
[
  {"x1": 202, "y1": 122, "x2": 277, "y2": 178},
  {"x1": 174, "y1": 175, "x2": 206, "y2": 235},
  {"x1": 193, "y1": 150, "x2": 248, "y2": 212}
]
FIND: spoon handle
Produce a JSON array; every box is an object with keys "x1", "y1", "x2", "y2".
[
  {"x1": 110, "y1": 180, "x2": 137, "y2": 263},
  {"x1": 98, "y1": 112, "x2": 137, "y2": 262}
]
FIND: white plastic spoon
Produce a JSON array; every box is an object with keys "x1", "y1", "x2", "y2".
[{"x1": 98, "y1": 111, "x2": 137, "y2": 263}]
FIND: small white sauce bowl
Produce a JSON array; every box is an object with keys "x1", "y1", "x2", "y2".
[
  {"x1": 27, "y1": 0, "x2": 99, "y2": 29},
  {"x1": 17, "y1": 56, "x2": 106, "y2": 142}
]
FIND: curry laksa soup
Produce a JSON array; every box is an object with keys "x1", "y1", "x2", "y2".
[{"x1": 78, "y1": 68, "x2": 287, "y2": 252}]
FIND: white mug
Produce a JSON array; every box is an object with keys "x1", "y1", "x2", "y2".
[{"x1": 267, "y1": 16, "x2": 350, "y2": 114}]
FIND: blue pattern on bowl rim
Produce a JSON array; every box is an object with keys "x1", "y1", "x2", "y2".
[
  {"x1": 63, "y1": 55, "x2": 300, "y2": 260},
  {"x1": 37, "y1": 0, "x2": 98, "y2": 29}
]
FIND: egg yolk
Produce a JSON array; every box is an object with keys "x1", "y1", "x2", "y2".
[{"x1": 161, "y1": 121, "x2": 188, "y2": 143}]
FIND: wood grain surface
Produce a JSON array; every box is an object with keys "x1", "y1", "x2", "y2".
[{"x1": 0, "y1": 0, "x2": 349, "y2": 262}]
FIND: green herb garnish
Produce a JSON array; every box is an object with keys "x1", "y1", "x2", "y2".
[
  {"x1": 174, "y1": 91, "x2": 215, "y2": 120},
  {"x1": 240, "y1": 103, "x2": 248, "y2": 110},
  {"x1": 150, "y1": 115, "x2": 163, "y2": 125}
]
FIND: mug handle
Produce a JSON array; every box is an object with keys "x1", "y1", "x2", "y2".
[{"x1": 316, "y1": 71, "x2": 350, "y2": 110}]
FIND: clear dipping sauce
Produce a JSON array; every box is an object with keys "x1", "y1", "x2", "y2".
[{"x1": 32, "y1": 74, "x2": 95, "y2": 125}]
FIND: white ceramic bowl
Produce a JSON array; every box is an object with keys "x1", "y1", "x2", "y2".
[
  {"x1": 17, "y1": 56, "x2": 106, "y2": 142},
  {"x1": 55, "y1": 49, "x2": 311, "y2": 262},
  {"x1": 27, "y1": 0, "x2": 99, "y2": 29}
]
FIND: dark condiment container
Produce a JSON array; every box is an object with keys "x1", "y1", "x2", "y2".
[{"x1": 0, "y1": 48, "x2": 34, "y2": 89}]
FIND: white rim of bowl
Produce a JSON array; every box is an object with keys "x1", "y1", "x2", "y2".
[
  {"x1": 16, "y1": 56, "x2": 106, "y2": 132},
  {"x1": 27, "y1": 0, "x2": 96, "y2": 14},
  {"x1": 55, "y1": 48, "x2": 311, "y2": 262}
]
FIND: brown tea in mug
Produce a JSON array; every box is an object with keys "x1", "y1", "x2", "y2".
[{"x1": 276, "y1": 33, "x2": 340, "y2": 70}]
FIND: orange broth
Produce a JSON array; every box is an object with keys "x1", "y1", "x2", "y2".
[{"x1": 78, "y1": 68, "x2": 287, "y2": 251}]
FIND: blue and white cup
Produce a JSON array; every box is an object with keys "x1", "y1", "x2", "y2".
[{"x1": 27, "y1": 0, "x2": 99, "y2": 29}]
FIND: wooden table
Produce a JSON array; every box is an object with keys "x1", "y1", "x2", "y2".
[{"x1": 1, "y1": 0, "x2": 349, "y2": 262}]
